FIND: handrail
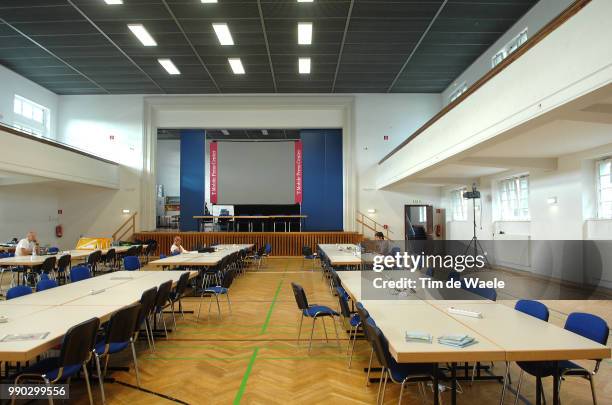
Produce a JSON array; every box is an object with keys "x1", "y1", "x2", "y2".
[
  {"x1": 113, "y1": 211, "x2": 138, "y2": 242},
  {"x1": 377, "y1": 0, "x2": 590, "y2": 165},
  {"x1": 356, "y1": 211, "x2": 394, "y2": 239}
]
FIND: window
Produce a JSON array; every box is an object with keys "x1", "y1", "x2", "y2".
[
  {"x1": 492, "y1": 28, "x2": 528, "y2": 68},
  {"x1": 499, "y1": 175, "x2": 530, "y2": 220},
  {"x1": 451, "y1": 188, "x2": 468, "y2": 221},
  {"x1": 13, "y1": 95, "x2": 50, "y2": 136},
  {"x1": 597, "y1": 158, "x2": 612, "y2": 219},
  {"x1": 449, "y1": 82, "x2": 467, "y2": 103}
]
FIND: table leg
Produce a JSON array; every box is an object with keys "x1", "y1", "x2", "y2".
[
  {"x1": 536, "y1": 377, "x2": 542, "y2": 405},
  {"x1": 553, "y1": 361, "x2": 560, "y2": 405},
  {"x1": 451, "y1": 362, "x2": 457, "y2": 405},
  {"x1": 433, "y1": 363, "x2": 439, "y2": 405}
]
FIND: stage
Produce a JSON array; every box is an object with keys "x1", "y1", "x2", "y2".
[{"x1": 134, "y1": 231, "x2": 363, "y2": 257}]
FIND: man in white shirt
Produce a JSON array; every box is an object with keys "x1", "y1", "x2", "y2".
[
  {"x1": 16, "y1": 231, "x2": 38, "y2": 256},
  {"x1": 170, "y1": 236, "x2": 190, "y2": 255}
]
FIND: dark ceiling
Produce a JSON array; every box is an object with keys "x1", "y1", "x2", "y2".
[
  {"x1": 158, "y1": 128, "x2": 300, "y2": 140},
  {"x1": 0, "y1": 0, "x2": 537, "y2": 95}
]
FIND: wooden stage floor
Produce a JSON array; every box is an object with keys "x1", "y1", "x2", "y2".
[{"x1": 13, "y1": 258, "x2": 611, "y2": 405}]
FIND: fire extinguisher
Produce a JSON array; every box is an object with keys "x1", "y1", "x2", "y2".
[
  {"x1": 55, "y1": 225, "x2": 63, "y2": 238},
  {"x1": 435, "y1": 224, "x2": 442, "y2": 238}
]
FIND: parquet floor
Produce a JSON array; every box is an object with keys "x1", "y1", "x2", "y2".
[{"x1": 12, "y1": 259, "x2": 612, "y2": 405}]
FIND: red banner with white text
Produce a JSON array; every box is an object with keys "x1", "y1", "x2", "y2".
[
  {"x1": 210, "y1": 141, "x2": 218, "y2": 204},
  {"x1": 294, "y1": 140, "x2": 303, "y2": 203}
]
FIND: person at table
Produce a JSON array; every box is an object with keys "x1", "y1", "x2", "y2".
[
  {"x1": 374, "y1": 231, "x2": 392, "y2": 255},
  {"x1": 170, "y1": 236, "x2": 196, "y2": 255},
  {"x1": 15, "y1": 231, "x2": 38, "y2": 256}
]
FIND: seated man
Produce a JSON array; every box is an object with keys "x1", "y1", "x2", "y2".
[
  {"x1": 374, "y1": 231, "x2": 392, "y2": 255},
  {"x1": 170, "y1": 236, "x2": 195, "y2": 255},
  {"x1": 16, "y1": 231, "x2": 38, "y2": 256}
]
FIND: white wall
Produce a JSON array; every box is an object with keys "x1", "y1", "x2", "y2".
[
  {"x1": 0, "y1": 65, "x2": 59, "y2": 138},
  {"x1": 353, "y1": 94, "x2": 443, "y2": 234},
  {"x1": 57, "y1": 95, "x2": 144, "y2": 169},
  {"x1": 0, "y1": 182, "x2": 60, "y2": 247},
  {"x1": 442, "y1": 0, "x2": 574, "y2": 104},
  {"x1": 156, "y1": 139, "x2": 180, "y2": 197}
]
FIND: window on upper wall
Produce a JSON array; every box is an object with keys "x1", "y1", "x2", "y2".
[
  {"x1": 451, "y1": 187, "x2": 468, "y2": 221},
  {"x1": 498, "y1": 174, "x2": 530, "y2": 220},
  {"x1": 13, "y1": 94, "x2": 50, "y2": 137},
  {"x1": 449, "y1": 82, "x2": 467, "y2": 103},
  {"x1": 492, "y1": 28, "x2": 528, "y2": 68},
  {"x1": 597, "y1": 158, "x2": 612, "y2": 219}
]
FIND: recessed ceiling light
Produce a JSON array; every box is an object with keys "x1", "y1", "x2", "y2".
[
  {"x1": 221, "y1": 130, "x2": 230, "y2": 135},
  {"x1": 299, "y1": 57, "x2": 311, "y2": 74},
  {"x1": 127, "y1": 24, "x2": 157, "y2": 46},
  {"x1": 104, "y1": 0, "x2": 123, "y2": 4},
  {"x1": 228, "y1": 58, "x2": 245, "y2": 74},
  {"x1": 201, "y1": 0, "x2": 218, "y2": 3},
  {"x1": 297, "y1": 0, "x2": 314, "y2": 2},
  {"x1": 158, "y1": 58, "x2": 180, "y2": 75},
  {"x1": 213, "y1": 23, "x2": 234, "y2": 46},
  {"x1": 261, "y1": 130, "x2": 269, "y2": 135},
  {"x1": 298, "y1": 22, "x2": 312, "y2": 45}
]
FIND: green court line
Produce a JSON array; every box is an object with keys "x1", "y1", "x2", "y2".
[
  {"x1": 260, "y1": 278, "x2": 284, "y2": 334},
  {"x1": 233, "y1": 347, "x2": 259, "y2": 405}
]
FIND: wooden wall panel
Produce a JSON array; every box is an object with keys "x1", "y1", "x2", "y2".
[{"x1": 134, "y1": 232, "x2": 364, "y2": 257}]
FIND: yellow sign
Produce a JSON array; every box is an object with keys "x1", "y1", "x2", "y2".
[{"x1": 75, "y1": 237, "x2": 113, "y2": 250}]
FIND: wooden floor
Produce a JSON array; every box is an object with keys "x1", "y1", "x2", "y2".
[{"x1": 11, "y1": 259, "x2": 612, "y2": 405}]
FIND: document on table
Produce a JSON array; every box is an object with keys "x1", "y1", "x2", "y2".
[{"x1": 0, "y1": 332, "x2": 50, "y2": 342}]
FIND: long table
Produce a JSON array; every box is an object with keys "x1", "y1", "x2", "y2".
[
  {"x1": 194, "y1": 215, "x2": 308, "y2": 232},
  {"x1": 0, "y1": 250, "x2": 90, "y2": 267},
  {"x1": 0, "y1": 270, "x2": 197, "y2": 362},
  {"x1": 148, "y1": 244, "x2": 253, "y2": 268},
  {"x1": 337, "y1": 271, "x2": 611, "y2": 405},
  {"x1": 318, "y1": 244, "x2": 363, "y2": 267}
]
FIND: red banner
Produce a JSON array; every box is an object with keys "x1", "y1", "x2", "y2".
[
  {"x1": 210, "y1": 141, "x2": 218, "y2": 204},
  {"x1": 294, "y1": 140, "x2": 303, "y2": 203}
]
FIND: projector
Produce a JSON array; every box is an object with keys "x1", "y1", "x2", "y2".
[{"x1": 463, "y1": 184, "x2": 481, "y2": 199}]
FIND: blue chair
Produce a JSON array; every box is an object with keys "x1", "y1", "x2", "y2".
[
  {"x1": 448, "y1": 270, "x2": 461, "y2": 282},
  {"x1": 36, "y1": 278, "x2": 58, "y2": 292},
  {"x1": 70, "y1": 265, "x2": 91, "y2": 283},
  {"x1": 159, "y1": 253, "x2": 167, "y2": 259},
  {"x1": 47, "y1": 247, "x2": 59, "y2": 254},
  {"x1": 461, "y1": 278, "x2": 497, "y2": 301},
  {"x1": 389, "y1": 246, "x2": 401, "y2": 256},
  {"x1": 365, "y1": 319, "x2": 441, "y2": 404},
  {"x1": 123, "y1": 256, "x2": 141, "y2": 271},
  {"x1": 12, "y1": 317, "x2": 99, "y2": 404},
  {"x1": 198, "y1": 269, "x2": 235, "y2": 320},
  {"x1": 336, "y1": 287, "x2": 360, "y2": 367},
  {"x1": 263, "y1": 243, "x2": 272, "y2": 263},
  {"x1": 6, "y1": 285, "x2": 32, "y2": 300},
  {"x1": 514, "y1": 312, "x2": 609, "y2": 405},
  {"x1": 291, "y1": 282, "x2": 339, "y2": 353},
  {"x1": 515, "y1": 299, "x2": 549, "y2": 321},
  {"x1": 93, "y1": 303, "x2": 142, "y2": 403},
  {"x1": 301, "y1": 246, "x2": 317, "y2": 271},
  {"x1": 355, "y1": 302, "x2": 376, "y2": 381}
]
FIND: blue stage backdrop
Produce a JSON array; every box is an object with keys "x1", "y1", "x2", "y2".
[
  {"x1": 300, "y1": 129, "x2": 343, "y2": 231},
  {"x1": 179, "y1": 129, "x2": 206, "y2": 231}
]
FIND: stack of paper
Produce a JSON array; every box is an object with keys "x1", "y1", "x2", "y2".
[
  {"x1": 437, "y1": 334, "x2": 477, "y2": 348},
  {"x1": 405, "y1": 331, "x2": 433, "y2": 343}
]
